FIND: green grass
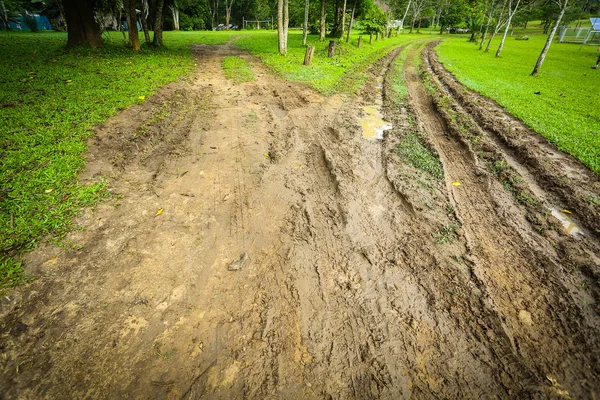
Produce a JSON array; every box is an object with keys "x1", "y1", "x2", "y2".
[
  {"x1": 222, "y1": 55, "x2": 255, "y2": 83},
  {"x1": 435, "y1": 33, "x2": 600, "y2": 174},
  {"x1": 0, "y1": 30, "x2": 227, "y2": 288},
  {"x1": 392, "y1": 45, "x2": 411, "y2": 105},
  {"x1": 235, "y1": 30, "x2": 436, "y2": 95},
  {"x1": 397, "y1": 132, "x2": 444, "y2": 179}
]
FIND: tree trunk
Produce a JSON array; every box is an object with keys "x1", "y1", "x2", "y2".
[
  {"x1": 496, "y1": 0, "x2": 520, "y2": 57},
  {"x1": 140, "y1": 0, "x2": 151, "y2": 45},
  {"x1": 304, "y1": 45, "x2": 315, "y2": 65},
  {"x1": 0, "y1": 0, "x2": 11, "y2": 30},
  {"x1": 225, "y1": 5, "x2": 231, "y2": 29},
  {"x1": 345, "y1": 0, "x2": 357, "y2": 42},
  {"x1": 339, "y1": 0, "x2": 347, "y2": 39},
  {"x1": 172, "y1": 6, "x2": 180, "y2": 30},
  {"x1": 417, "y1": 17, "x2": 422, "y2": 33},
  {"x1": 369, "y1": 32, "x2": 373, "y2": 43},
  {"x1": 153, "y1": 0, "x2": 165, "y2": 46},
  {"x1": 398, "y1": 0, "x2": 411, "y2": 33},
  {"x1": 277, "y1": 0, "x2": 289, "y2": 54},
  {"x1": 328, "y1": 40, "x2": 336, "y2": 57},
  {"x1": 62, "y1": 0, "x2": 103, "y2": 48},
  {"x1": 479, "y1": 4, "x2": 495, "y2": 50},
  {"x1": 409, "y1": 15, "x2": 416, "y2": 33},
  {"x1": 302, "y1": 0, "x2": 309, "y2": 45},
  {"x1": 357, "y1": 35, "x2": 362, "y2": 47},
  {"x1": 532, "y1": 0, "x2": 568, "y2": 76},
  {"x1": 125, "y1": 0, "x2": 140, "y2": 50},
  {"x1": 320, "y1": 0, "x2": 326, "y2": 41}
]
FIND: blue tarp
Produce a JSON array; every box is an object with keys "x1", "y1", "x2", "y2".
[{"x1": 1, "y1": 15, "x2": 53, "y2": 31}]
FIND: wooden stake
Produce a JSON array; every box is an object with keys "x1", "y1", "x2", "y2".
[
  {"x1": 304, "y1": 45, "x2": 315, "y2": 65},
  {"x1": 357, "y1": 35, "x2": 362, "y2": 48},
  {"x1": 328, "y1": 40, "x2": 336, "y2": 57},
  {"x1": 369, "y1": 33, "x2": 373, "y2": 44}
]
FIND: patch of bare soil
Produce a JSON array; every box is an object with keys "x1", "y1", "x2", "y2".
[{"x1": 0, "y1": 41, "x2": 598, "y2": 399}]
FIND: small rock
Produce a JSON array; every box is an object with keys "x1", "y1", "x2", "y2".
[
  {"x1": 228, "y1": 253, "x2": 249, "y2": 271},
  {"x1": 518, "y1": 310, "x2": 533, "y2": 326}
]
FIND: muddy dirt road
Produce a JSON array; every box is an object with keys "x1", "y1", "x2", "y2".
[{"x1": 1, "y1": 42, "x2": 600, "y2": 399}]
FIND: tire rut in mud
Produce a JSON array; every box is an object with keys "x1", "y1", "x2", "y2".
[{"x1": 399, "y1": 42, "x2": 600, "y2": 398}]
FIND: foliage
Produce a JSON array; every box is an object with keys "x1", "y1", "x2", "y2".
[
  {"x1": 361, "y1": 4, "x2": 387, "y2": 34},
  {"x1": 397, "y1": 133, "x2": 444, "y2": 180},
  {"x1": 436, "y1": 34, "x2": 600, "y2": 174}
]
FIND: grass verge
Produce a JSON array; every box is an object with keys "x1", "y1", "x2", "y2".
[{"x1": 435, "y1": 32, "x2": 600, "y2": 174}]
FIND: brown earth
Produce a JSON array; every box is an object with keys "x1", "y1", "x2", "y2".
[{"x1": 1, "y1": 41, "x2": 599, "y2": 399}]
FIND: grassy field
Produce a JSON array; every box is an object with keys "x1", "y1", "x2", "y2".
[{"x1": 435, "y1": 32, "x2": 600, "y2": 174}]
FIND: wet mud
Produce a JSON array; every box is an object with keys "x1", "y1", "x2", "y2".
[{"x1": 0, "y1": 41, "x2": 599, "y2": 399}]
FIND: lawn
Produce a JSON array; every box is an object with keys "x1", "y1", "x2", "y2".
[{"x1": 435, "y1": 32, "x2": 600, "y2": 174}]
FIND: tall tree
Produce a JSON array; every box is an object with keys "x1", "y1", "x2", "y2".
[
  {"x1": 339, "y1": 0, "x2": 348, "y2": 38},
  {"x1": 224, "y1": 0, "x2": 234, "y2": 28},
  {"x1": 409, "y1": 0, "x2": 428, "y2": 33},
  {"x1": 0, "y1": 0, "x2": 10, "y2": 30},
  {"x1": 171, "y1": 3, "x2": 180, "y2": 30},
  {"x1": 125, "y1": 0, "x2": 140, "y2": 50},
  {"x1": 484, "y1": 0, "x2": 507, "y2": 52},
  {"x1": 62, "y1": 0, "x2": 103, "y2": 48},
  {"x1": 277, "y1": 0, "x2": 289, "y2": 54},
  {"x1": 532, "y1": 0, "x2": 568, "y2": 75},
  {"x1": 495, "y1": 0, "x2": 521, "y2": 56},
  {"x1": 153, "y1": 0, "x2": 165, "y2": 46},
  {"x1": 320, "y1": 0, "x2": 326, "y2": 40},
  {"x1": 302, "y1": 0, "x2": 309, "y2": 44},
  {"x1": 479, "y1": 0, "x2": 499, "y2": 49},
  {"x1": 345, "y1": 0, "x2": 358, "y2": 42},
  {"x1": 140, "y1": 0, "x2": 151, "y2": 44},
  {"x1": 398, "y1": 0, "x2": 411, "y2": 33}
]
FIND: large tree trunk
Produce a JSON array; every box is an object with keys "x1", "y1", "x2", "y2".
[
  {"x1": 62, "y1": 0, "x2": 103, "y2": 48},
  {"x1": 532, "y1": 0, "x2": 568, "y2": 76},
  {"x1": 339, "y1": 0, "x2": 347, "y2": 38},
  {"x1": 125, "y1": 0, "x2": 140, "y2": 50},
  {"x1": 345, "y1": 0, "x2": 357, "y2": 42},
  {"x1": 496, "y1": 0, "x2": 520, "y2": 57},
  {"x1": 277, "y1": 0, "x2": 289, "y2": 54},
  {"x1": 302, "y1": 0, "x2": 309, "y2": 45},
  {"x1": 153, "y1": 0, "x2": 165, "y2": 47},
  {"x1": 140, "y1": 0, "x2": 151, "y2": 45},
  {"x1": 320, "y1": 0, "x2": 326, "y2": 41}
]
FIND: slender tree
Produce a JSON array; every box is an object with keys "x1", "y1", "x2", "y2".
[
  {"x1": 345, "y1": 0, "x2": 358, "y2": 42},
  {"x1": 484, "y1": 1, "x2": 507, "y2": 52},
  {"x1": 302, "y1": 0, "x2": 309, "y2": 45},
  {"x1": 153, "y1": 0, "x2": 165, "y2": 46},
  {"x1": 125, "y1": 0, "x2": 140, "y2": 50},
  {"x1": 224, "y1": 0, "x2": 234, "y2": 29},
  {"x1": 496, "y1": 0, "x2": 521, "y2": 57},
  {"x1": 320, "y1": 0, "x2": 326, "y2": 40},
  {"x1": 171, "y1": 3, "x2": 180, "y2": 30},
  {"x1": 62, "y1": 0, "x2": 103, "y2": 48},
  {"x1": 140, "y1": 0, "x2": 151, "y2": 45},
  {"x1": 340, "y1": 0, "x2": 348, "y2": 38},
  {"x1": 0, "y1": 0, "x2": 11, "y2": 30},
  {"x1": 532, "y1": 0, "x2": 569, "y2": 75},
  {"x1": 479, "y1": 0, "x2": 498, "y2": 49},
  {"x1": 277, "y1": 0, "x2": 289, "y2": 54},
  {"x1": 398, "y1": 0, "x2": 411, "y2": 33}
]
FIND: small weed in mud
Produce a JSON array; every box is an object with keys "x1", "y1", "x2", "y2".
[
  {"x1": 222, "y1": 56, "x2": 255, "y2": 84},
  {"x1": 392, "y1": 49, "x2": 409, "y2": 105},
  {"x1": 397, "y1": 133, "x2": 443, "y2": 179},
  {"x1": 434, "y1": 224, "x2": 458, "y2": 245},
  {"x1": 587, "y1": 195, "x2": 600, "y2": 206}
]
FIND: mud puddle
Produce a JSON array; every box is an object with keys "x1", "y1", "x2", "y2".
[{"x1": 360, "y1": 76, "x2": 392, "y2": 140}]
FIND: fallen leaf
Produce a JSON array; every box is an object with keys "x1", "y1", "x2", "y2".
[
  {"x1": 63, "y1": 195, "x2": 69, "y2": 201},
  {"x1": 156, "y1": 208, "x2": 163, "y2": 216},
  {"x1": 65, "y1": 79, "x2": 72, "y2": 83},
  {"x1": 138, "y1": 95, "x2": 145, "y2": 100},
  {"x1": 561, "y1": 209, "x2": 572, "y2": 215},
  {"x1": 44, "y1": 189, "x2": 53, "y2": 193},
  {"x1": 264, "y1": 153, "x2": 270, "y2": 158},
  {"x1": 20, "y1": 78, "x2": 28, "y2": 82},
  {"x1": 452, "y1": 181, "x2": 461, "y2": 186}
]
